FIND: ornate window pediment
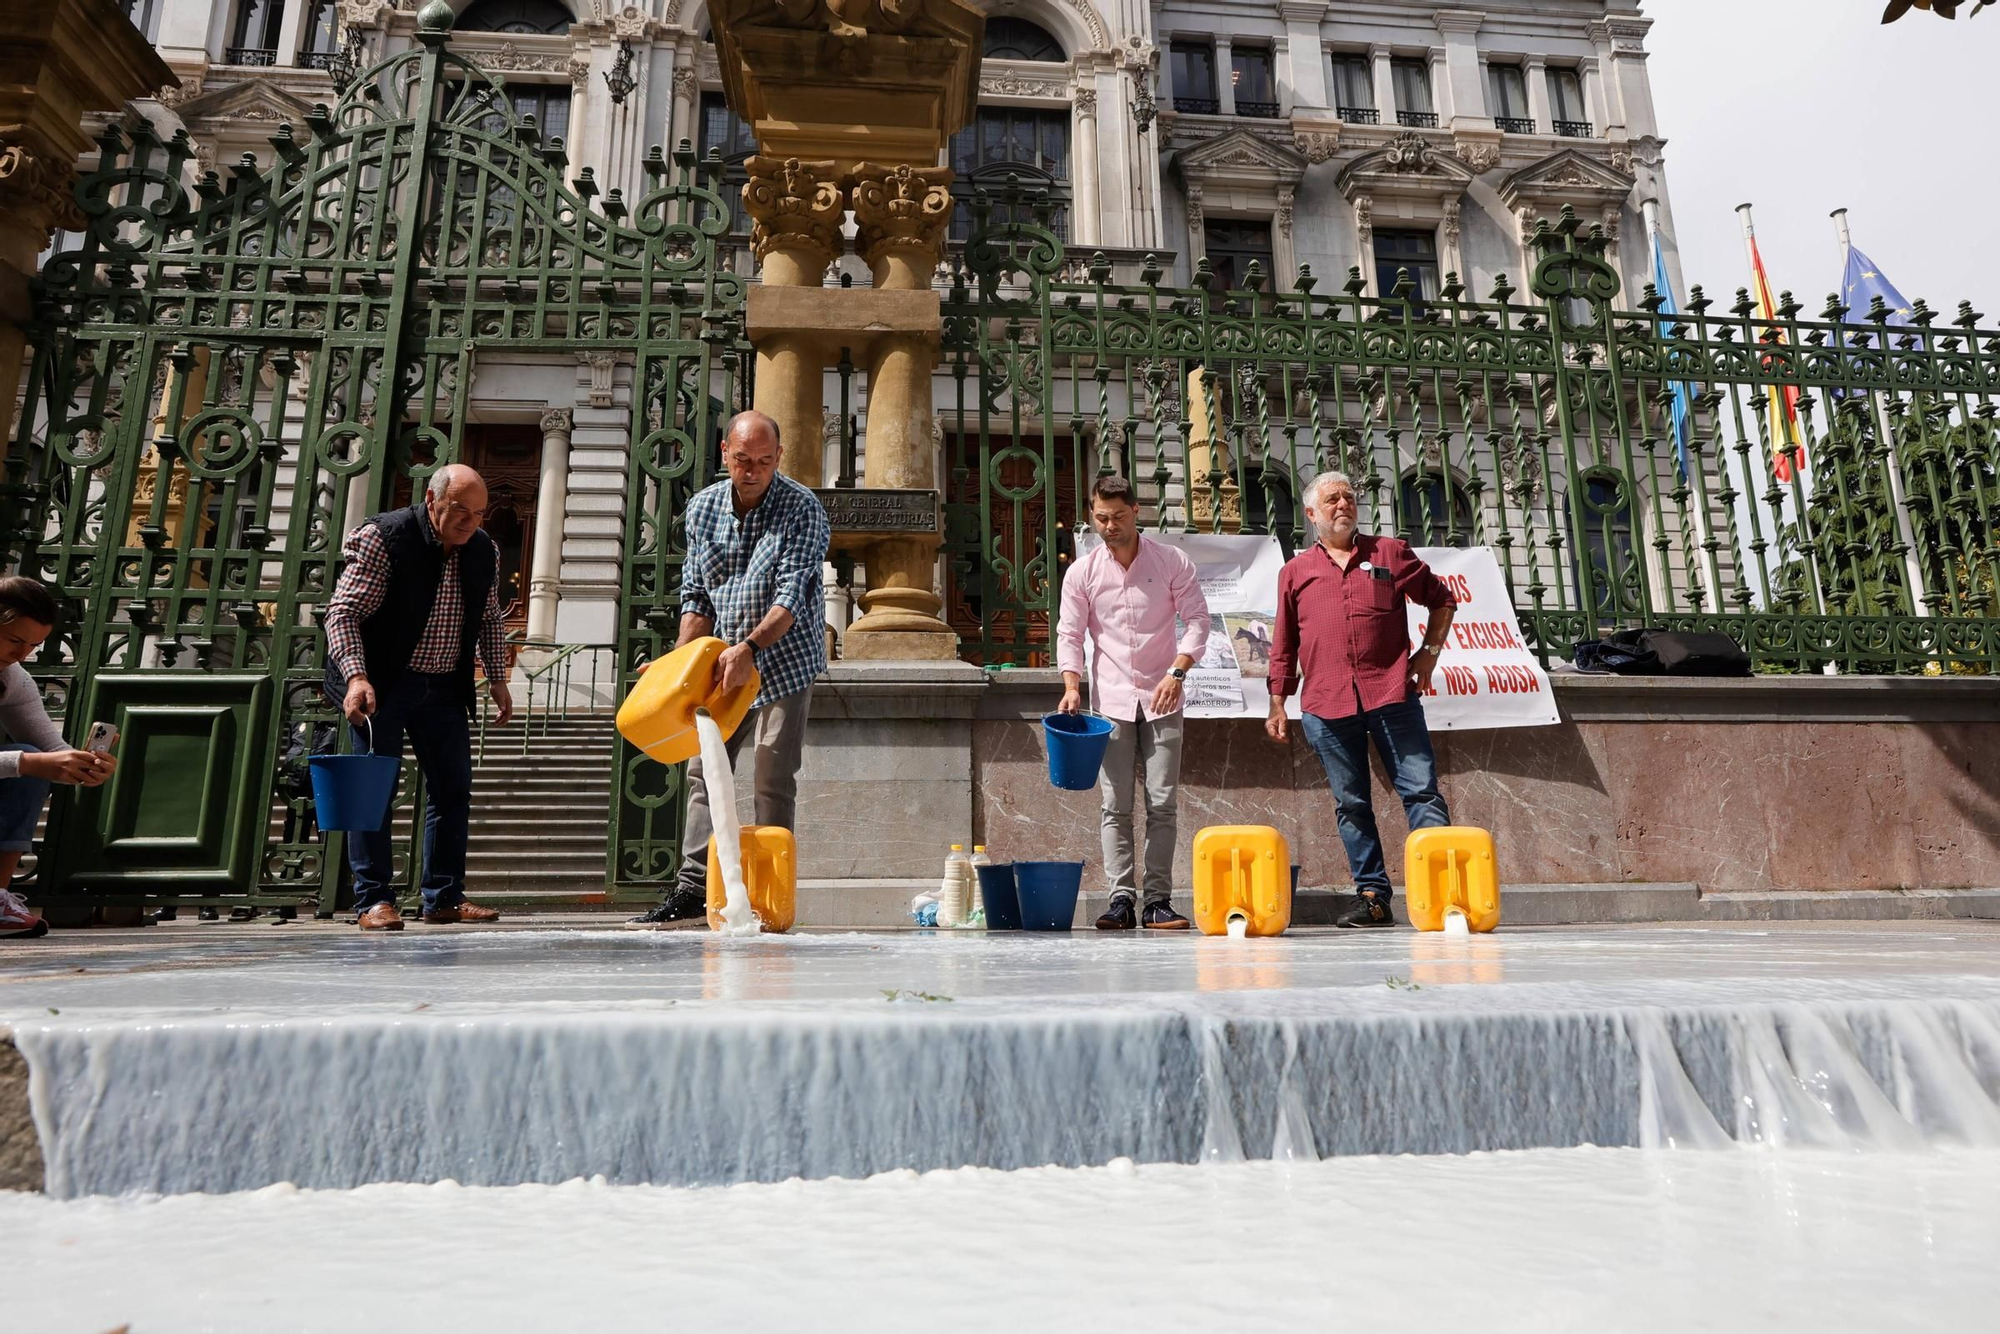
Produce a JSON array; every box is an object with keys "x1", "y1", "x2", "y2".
[
  {"x1": 1177, "y1": 129, "x2": 1307, "y2": 189},
  {"x1": 1336, "y1": 131, "x2": 1475, "y2": 205},
  {"x1": 172, "y1": 80, "x2": 318, "y2": 127},
  {"x1": 1498, "y1": 148, "x2": 1635, "y2": 217}
]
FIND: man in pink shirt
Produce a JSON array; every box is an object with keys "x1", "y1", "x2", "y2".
[{"x1": 1056, "y1": 476, "x2": 1211, "y2": 930}]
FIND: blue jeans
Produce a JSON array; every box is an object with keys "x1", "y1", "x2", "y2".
[
  {"x1": 1300, "y1": 700, "x2": 1450, "y2": 899},
  {"x1": 338, "y1": 673, "x2": 473, "y2": 914},
  {"x1": 0, "y1": 745, "x2": 53, "y2": 853}
]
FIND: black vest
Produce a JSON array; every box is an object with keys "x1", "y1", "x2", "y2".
[{"x1": 322, "y1": 503, "x2": 498, "y2": 714}]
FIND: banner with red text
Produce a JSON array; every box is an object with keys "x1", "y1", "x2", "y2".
[{"x1": 1406, "y1": 546, "x2": 1560, "y2": 730}]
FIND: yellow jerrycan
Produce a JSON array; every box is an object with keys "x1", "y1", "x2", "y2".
[
  {"x1": 1192, "y1": 825, "x2": 1292, "y2": 937},
  {"x1": 1403, "y1": 826, "x2": 1501, "y2": 933},
  {"x1": 705, "y1": 825, "x2": 798, "y2": 933},
  {"x1": 616, "y1": 636, "x2": 760, "y2": 765}
]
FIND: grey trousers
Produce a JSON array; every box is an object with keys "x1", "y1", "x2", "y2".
[
  {"x1": 675, "y1": 688, "x2": 811, "y2": 893},
  {"x1": 1098, "y1": 708, "x2": 1185, "y2": 906}
]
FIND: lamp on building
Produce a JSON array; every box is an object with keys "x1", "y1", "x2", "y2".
[
  {"x1": 325, "y1": 25, "x2": 367, "y2": 95},
  {"x1": 603, "y1": 39, "x2": 638, "y2": 106},
  {"x1": 1132, "y1": 64, "x2": 1157, "y2": 135}
]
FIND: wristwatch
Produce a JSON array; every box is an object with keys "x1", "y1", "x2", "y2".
[
  {"x1": 1417, "y1": 641, "x2": 1445, "y2": 656},
  {"x1": 1169, "y1": 666, "x2": 1188, "y2": 681}
]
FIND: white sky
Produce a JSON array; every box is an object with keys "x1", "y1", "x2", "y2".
[{"x1": 1646, "y1": 0, "x2": 2000, "y2": 323}]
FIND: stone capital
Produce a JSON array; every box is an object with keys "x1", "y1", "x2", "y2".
[
  {"x1": 742, "y1": 155, "x2": 845, "y2": 267},
  {"x1": 1433, "y1": 9, "x2": 1486, "y2": 36},
  {"x1": 850, "y1": 162, "x2": 955, "y2": 271},
  {"x1": 540, "y1": 407, "x2": 575, "y2": 435},
  {"x1": 0, "y1": 143, "x2": 84, "y2": 249}
]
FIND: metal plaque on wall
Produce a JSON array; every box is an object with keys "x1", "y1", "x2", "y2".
[{"x1": 814, "y1": 488, "x2": 942, "y2": 535}]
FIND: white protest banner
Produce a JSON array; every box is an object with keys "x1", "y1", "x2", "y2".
[
  {"x1": 1074, "y1": 531, "x2": 1293, "y2": 720},
  {"x1": 1407, "y1": 546, "x2": 1560, "y2": 730}
]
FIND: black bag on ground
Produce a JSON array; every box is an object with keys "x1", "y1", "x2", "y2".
[
  {"x1": 1571, "y1": 628, "x2": 1661, "y2": 675},
  {"x1": 1637, "y1": 630, "x2": 1753, "y2": 677}
]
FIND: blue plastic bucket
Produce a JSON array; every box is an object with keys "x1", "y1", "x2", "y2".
[
  {"x1": 309, "y1": 719, "x2": 401, "y2": 832},
  {"x1": 1043, "y1": 712, "x2": 1115, "y2": 791},
  {"x1": 976, "y1": 863, "x2": 1023, "y2": 931},
  {"x1": 1014, "y1": 860, "x2": 1085, "y2": 931}
]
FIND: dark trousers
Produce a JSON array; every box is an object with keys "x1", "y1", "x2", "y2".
[
  {"x1": 340, "y1": 672, "x2": 473, "y2": 914},
  {"x1": 1300, "y1": 699, "x2": 1451, "y2": 899}
]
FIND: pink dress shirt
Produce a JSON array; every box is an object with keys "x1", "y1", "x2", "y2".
[{"x1": 1056, "y1": 536, "x2": 1212, "y2": 722}]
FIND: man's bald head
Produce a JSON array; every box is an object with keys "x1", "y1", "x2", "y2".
[
  {"x1": 424, "y1": 462, "x2": 489, "y2": 550},
  {"x1": 722, "y1": 410, "x2": 783, "y2": 510}
]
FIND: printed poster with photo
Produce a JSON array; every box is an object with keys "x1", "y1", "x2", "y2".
[{"x1": 1076, "y1": 534, "x2": 1557, "y2": 728}]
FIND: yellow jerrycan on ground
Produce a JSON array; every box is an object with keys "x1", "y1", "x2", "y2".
[
  {"x1": 1404, "y1": 826, "x2": 1501, "y2": 933},
  {"x1": 616, "y1": 636, "x2": 760, "y2": 765},
  {"x1": 1192, "y1": 825, "x2": 1293, "y2": 937},
  {"x1": 705, "y1": 825, "x2": 798, "y2": 933}
]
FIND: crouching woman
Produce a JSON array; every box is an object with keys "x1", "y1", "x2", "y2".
[{"x1": 0, "y1": 577, "x2": 115, "y2": 938}]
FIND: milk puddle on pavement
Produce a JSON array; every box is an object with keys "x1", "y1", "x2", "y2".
[{"x1": 8, "y1": 926, "x2": 2000, "y2": 1330}]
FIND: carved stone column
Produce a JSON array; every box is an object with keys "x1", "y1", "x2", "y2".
[
  {"x1": 742, "y1": 155, "x2": 844, "y2": 485},
  {"x1": 1072, "y1": 88, "x2": 1100, "y2": 249},
  {"x1": 842, "y1": 162, "x2": 959, "y2": 659},
  {"x1": 1, "y1": 3, "x2": 172, "y2": 450},
  {"x1": 527, "y1": 407, "x2": 573, "y2": 644}
]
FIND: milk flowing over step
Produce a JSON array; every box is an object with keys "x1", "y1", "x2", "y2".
[
  {"x1": 695, "y1": 709, "x2": 757, "y2": 936},
  {"x1": 20, "y1": 987, "x2": 2000, "y2": 1198}
]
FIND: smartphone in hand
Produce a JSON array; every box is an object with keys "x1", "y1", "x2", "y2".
[{"x1": 85, "y1": 722, "x2": 119, "y2": 754}]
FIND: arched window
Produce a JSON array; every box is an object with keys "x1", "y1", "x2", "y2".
[
  {"x1": 984, "y1": 17, "x2": 1065, "y2": 62},
  {"x1": 457, "y1": 0, "x2": 574, "y2": 35},
  {"x1": 950, "y1": 108, "x2": 1071, "y2": 241},
  {"x1": 1397, "y1": 470, "x2": 1476, "y2": 547}
]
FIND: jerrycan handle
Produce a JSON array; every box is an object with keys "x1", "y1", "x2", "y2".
[{"x1": 712, "y1": 641, "x2": 762, "y2": 715}]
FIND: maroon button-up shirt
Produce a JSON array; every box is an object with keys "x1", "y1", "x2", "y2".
[{"x1": 1268, "y1": 533, "x2": 1458, "y2": 719}]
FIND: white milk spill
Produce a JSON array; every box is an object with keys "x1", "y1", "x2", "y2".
[
  {"x1": 694, "y1": 709, "x2": 757, "y2": 937},
  {"x1": 11, "y1": 1148, "x2": 2000, "y2": 1333}
]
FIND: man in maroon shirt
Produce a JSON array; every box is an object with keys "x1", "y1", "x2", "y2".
[{"x1": 1266, "y1": 471, "x2": 1458, "y2": 927}]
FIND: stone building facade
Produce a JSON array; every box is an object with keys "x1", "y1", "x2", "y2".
[{"x1": 97, "y1": 0, "x2": 1682, "y2": 655}]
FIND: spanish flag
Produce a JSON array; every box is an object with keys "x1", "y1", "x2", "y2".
[{"x1": 1737, "y1": 204, "x2": 1807, "y2": 485}]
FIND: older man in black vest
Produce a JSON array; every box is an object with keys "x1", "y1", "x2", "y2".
[{"x1": 323, "y1": 464, "x2": 514, "y2": 931}]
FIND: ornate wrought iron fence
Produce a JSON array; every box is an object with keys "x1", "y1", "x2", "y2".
[
  {"x1": 11, "y1": 12, "x2": 743, "y2": 911},
  {"x1": 941, "y1": 199, "x2": 2000, "y2": 674}
]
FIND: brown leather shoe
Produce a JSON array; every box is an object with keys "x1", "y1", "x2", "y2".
[
  {"x1": 358, "y1": 902, "x2": 404, "y2": 931},
  {"x1": 421, "y1": 900, "x2": 501, "y2": 925}
]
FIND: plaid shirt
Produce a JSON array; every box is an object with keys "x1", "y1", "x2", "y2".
[
  {"x1": 679, "y1": 473, "x2": 830, "y2": 707},
  {"x1": 324, "y1": 521, "x2": 510, "y2": 684}
]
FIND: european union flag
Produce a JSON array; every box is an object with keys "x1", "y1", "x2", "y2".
[
  {"x1": 1651, "y1": 231, "x2": 1695, "y2": 477},
  {"x1": 1842, "y1": 243, "x2": 1914, "y2": 329}
]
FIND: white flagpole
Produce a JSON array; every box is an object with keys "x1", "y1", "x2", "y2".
[
  {"x1": 1836, "y1": 207, "x2": 1931, "y2": 617},
  {"x1": 1645, "y1": 199, "x2": 1716, "y2": 612}
]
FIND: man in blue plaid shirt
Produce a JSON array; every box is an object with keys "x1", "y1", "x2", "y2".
[{"x1": 629, "y1": 409, "x2": 831, "y2": 925}]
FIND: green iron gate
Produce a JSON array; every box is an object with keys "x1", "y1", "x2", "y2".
[
  {"x1": 940, "y1": 189, "x2": 2000, "y2": 673},
  {"x1": 12, "y1": 11, "x2": 743, "y2": 915}
]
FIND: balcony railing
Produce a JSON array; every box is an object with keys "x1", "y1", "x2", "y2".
[
  {"x1": 1495, "y1": 115, "x2": 1537, "y2": 134},
  {"x1": 1554, "y1": 119, "x2": 1595, "y2": 139},
  {"x1": 225, "y1": 47, "x2": 277, "y2": 67},
  {"x1": 1338, "y1": 106, "x2": 1381, "y2": 125},
  {"x1": 1236, "y1": 99, "x2": 1281, "y2": 119},
  {"x1": 1397, "y1": 110, "x2": 1439, "y2": 129},
  {"x1": 1174, "y1": 95, "x2": 1220, "y2": 115},
  {"x1": 300, "y1": 50, "x2": 341, "y2": 72}
]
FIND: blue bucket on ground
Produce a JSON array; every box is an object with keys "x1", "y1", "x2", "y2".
[
  {"x1": 1014, "y1": 860, "x2": 1085, "y2": 931},
  {"x1": 308, "y1": 718, "x2": 401, "y2": 833},
  {"x1": 1043, "y1": 712, "x2": 1115, "y2": 791},
  {"x1": 976, "y1": 863, "x2": 1023, "y2": 931}
]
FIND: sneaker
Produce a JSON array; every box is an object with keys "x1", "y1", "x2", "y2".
[
  {"x1": 1, "y1": 886, "x2": 46, "y2": 938},
  {"x1": 1142, "y1": 902, "x2": 1191, "y2": 930},
  {"x1": 626, "y1": 885, "x2": 706, "y2": 928},
  {"x1": 1094, "y1": 895, "x2": 1137, "y2": 930},
  {"x1": 1334, "y1": 893, "x2": 1396, "y2": 929}
]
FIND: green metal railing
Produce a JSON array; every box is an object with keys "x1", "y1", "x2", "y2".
[
  {"x1": 941, "y1": 191, "x2": 2000, "y2": 674},
  {"x1": 474, "y1": 636, "x2": 616, "y2": 764}
]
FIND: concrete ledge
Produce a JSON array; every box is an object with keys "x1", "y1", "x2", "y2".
[
  {"x1": 812, "y1": 661, "x2": 987, "y2": 720},
  {"x1": 1549, "y1": 673, "x2": 2000, "y2": 723},
  {"x1": 1695, "y1": 888, "x2": 2000, "y2": 922}
]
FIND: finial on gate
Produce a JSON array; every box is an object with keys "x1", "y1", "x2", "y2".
[{"x1": 417, "y1": 1, "x2": 455, "y2": 31}]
